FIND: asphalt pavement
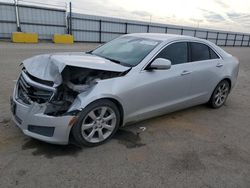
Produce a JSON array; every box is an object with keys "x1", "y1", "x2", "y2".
[{"x1": 0, "y1": 42, "x2": 250, "y2": 188}]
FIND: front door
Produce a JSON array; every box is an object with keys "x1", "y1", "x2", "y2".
[{"x1": 124, "y1": 42, "x2": 193, "y2": 121}]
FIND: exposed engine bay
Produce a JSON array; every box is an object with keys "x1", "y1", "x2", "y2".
[
  {"x1": 18, "y1": 66, "x2": 127, "y2": 116},
  {"x1": 45, "y1": 66, "x2": 125, "y2": 116}
]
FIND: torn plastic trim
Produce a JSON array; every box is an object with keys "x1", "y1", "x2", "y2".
[
  {"x1": 64, "y1": 109, "x2": 81, "y2": 116},
  {"x1": 68, "y1": 116, "x2": 79, "y2": 127},
  {"x1": 66, "y1": 81, "x2": 91, "y2": 93}
]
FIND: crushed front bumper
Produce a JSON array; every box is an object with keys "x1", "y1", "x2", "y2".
[{"x1": 11, "y1": 85, "x2": 75, "y2": 145}]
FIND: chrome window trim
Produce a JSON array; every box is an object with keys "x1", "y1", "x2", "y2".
[{"x1": 141, "y1": 39, "x2": 223, "y2": 72}]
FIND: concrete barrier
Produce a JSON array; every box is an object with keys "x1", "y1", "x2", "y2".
[
  {"x1": 53, "y1": 34, "x2": 74, "y2": 44},
  {"x1": 12, "y1": 32, "x2": 38, "y2": 43}
]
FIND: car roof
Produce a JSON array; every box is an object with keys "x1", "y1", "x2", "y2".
[
  {"x1": 127, "y1": 33, "x2": 198, "y2": 42},
  {"x1": 126, "y1": 33, "x2": 231, "y2": 59}
]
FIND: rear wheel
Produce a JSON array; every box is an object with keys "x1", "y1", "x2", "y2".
[
  {"x1": 209, "y1": 80, "x2": 230, "y2": 108},
  {"x1": 72, "y1": 99, "x2": 120, "y2": 147}
]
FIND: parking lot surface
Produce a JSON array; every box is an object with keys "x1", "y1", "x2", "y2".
[{"x1": 0, "y1": 42, "x2": 250, "y2": 188}]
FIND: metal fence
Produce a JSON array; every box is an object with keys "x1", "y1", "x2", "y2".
[
  {"x1": 1, "y1": 1, "x2": 250, "y2": 46},
  {"x1": 0, "y1": 2, "x2": 66, "y2": 39}
]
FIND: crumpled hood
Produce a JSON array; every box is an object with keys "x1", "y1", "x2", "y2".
[{"x1": 23, "y1": 52, "x2": 130, "y2": 85}]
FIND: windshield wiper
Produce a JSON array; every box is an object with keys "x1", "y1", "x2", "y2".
[
  {"x1": 85, "y1": 50, "x2": 92, "y2": 54},
  {"x1": 95, "y1": 54, "x2": 121, "y2": 64},
  {"x1": 103, "y1": 56, "x2": 133, "y2": 67},
  {"x1": 90, "y1": 53, "x2": 132, "y2": 67},
  {"x1": 104, "y1": 57, "x2": 121, "y2": 64}
]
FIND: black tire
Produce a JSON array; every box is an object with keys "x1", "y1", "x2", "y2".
[
  {"x1": 71, "y1": 99, "x2": 121, "y2": 147},
  {"x1": 209, "y1": 80, "x2": 230, "y2": 109}
]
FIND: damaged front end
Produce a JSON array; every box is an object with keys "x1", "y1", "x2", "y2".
[
  {"x1": 11, "y1": 52, "x2": 130, "y2": 144},
  {"x1": 17, "y1": 66, "x2": 126, "y2": 116}
]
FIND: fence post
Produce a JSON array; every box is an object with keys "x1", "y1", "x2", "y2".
[
  {"x1": 206, "y1": 31, "x2": 208, "y2": 40},
  {"x1": 225, "y1": 33, "x2": 228, "y2": 46},
  {"x1": 69, "y1": 2, "x2": 72, "y2": 35},
  {"x1": 233, "y1": 34, "x2": 237, "y2": 47},
  {"x1": 14, "y1": 0, "x2": 21, "y2": 32},
  {"x1": 67, "y1": 16, "x2": 70, "y2": 34},
  {"x1": 194, "y1": 30, "x2": 197, "y2": 37},
  {"x1": 248, "y1": 36, "x2": 250, "y2": 47},
  {"x1": 241, "y1": 34, "x2": 244, "y2": 46},
  {"x1": 215, "y1": 32, "x2": 219, "y2": 45},
  {"x1": 99, "y1": 20, "x2": 102, "y2": 43},
  {"x1": 125, "y1": 23, "x2": 128, "y2": 34},
  {"x1": 66, "y1": 2, "x2": 69, "y2": 34},
  {"x1": 181, "y1": 28, "x2": 183, "y2": 35},
  {"x1": 147, "y1": 25, "x2": 149, "y2": 33},
  {"x1": 165, "y1": 27, "x2": 168, "y2": 33}
]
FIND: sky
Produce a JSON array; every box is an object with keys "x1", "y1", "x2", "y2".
[{"x1": 3, "y1": 0, "x2": 250, "y2": 33}]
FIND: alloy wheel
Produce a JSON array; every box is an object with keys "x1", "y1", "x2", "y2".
[
  {"x1": 81, "y1": 106, "x2": 117, "y2": 143},
  {"x1": 214, "y1": 82, "x2": 229, "y2": 107}
]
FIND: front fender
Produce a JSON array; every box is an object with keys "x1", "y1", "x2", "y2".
[{"x1": 67, "y1": 79, "x2": 126, "y2": 117}]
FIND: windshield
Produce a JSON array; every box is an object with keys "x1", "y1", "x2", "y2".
[{"x1": 91, "y1": 36, "x2": 160, "y2": 67}]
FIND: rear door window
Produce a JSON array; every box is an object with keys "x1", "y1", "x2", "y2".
[
  {"x1": 190, "y1": 42, "x2": 220, "y2": 62},
  {"x1": 190, "y1": 42, "x2": 210, "y2": 61},
  {"x1": 210, "y1": 48, "x2": 220, "y2": 59}
]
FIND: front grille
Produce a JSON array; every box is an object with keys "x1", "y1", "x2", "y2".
[
  {"x1": 17, "y1": 72, "x2": 54, "y2": 104},
  {"x1": 26, "y1": 71, "x2": 54, "y2": 87}
]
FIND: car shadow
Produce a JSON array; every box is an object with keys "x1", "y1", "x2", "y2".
[
  {"x1": 21, "y1": 104, "x2": 214, "y2": 157},
  {"x1": 21, "y1": 128, "x2": 146, "y2": 157}
]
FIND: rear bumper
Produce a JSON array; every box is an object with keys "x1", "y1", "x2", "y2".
[
  {"x1": 229, "y1": 56, "x2": 240, "y2": 90},
  {"x1": 11, "y1": 95, "x2": 74, "y2": 145}
]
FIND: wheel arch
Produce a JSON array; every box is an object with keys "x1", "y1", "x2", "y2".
[
  {"x1": 69, "y1": 97, "x2": 125, "y2": 145},
  {"x1": 100, "y1": 97, "x2": 124, "y2": 127},
  {"x1": 221, "y1": 77, "x2": 232, "y2": 91},
  {"x1": 208, "y1": 77, "x2": 232, "y2": 104},
  {"x1": 77, "y1": 97, "x2": 125, "y2": 127}
]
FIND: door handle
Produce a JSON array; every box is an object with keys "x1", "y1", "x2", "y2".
[
  {"x1": 181, "y1": 70, "x2": 191, "y2": 76},
  {"x1": 216, "y1": 63, "x2": 223, "y2": 67}
]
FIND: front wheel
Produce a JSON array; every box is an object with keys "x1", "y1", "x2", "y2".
[
  {"x1": 209, "y1": 80, "x2": 230, "y2": 108},
  {"x1": 71, "y1": 99, "x2": 120, "y2": 147}
]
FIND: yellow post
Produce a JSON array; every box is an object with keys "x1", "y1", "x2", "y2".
[
  {"x1": 12, "y1": 32, "x2": 38, "y2": 43},
  {"x1": 53, "y1": 34, "x2": 74, "y2": 44}
]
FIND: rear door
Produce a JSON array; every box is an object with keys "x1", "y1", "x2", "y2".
[{"x1": 187, "y1": 42, "x2": 225, "y2": 103}]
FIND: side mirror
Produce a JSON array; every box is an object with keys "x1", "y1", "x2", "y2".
[{"x1": 149, "y1": 58, "x2": 172, "y2": 70}]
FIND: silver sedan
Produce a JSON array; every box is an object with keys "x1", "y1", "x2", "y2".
[{"x1": 11, "y1": 33, "x2": 239, "y2": 146}]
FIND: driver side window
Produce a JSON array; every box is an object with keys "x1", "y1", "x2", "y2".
[{"x1": 155, "y1": 42, "x2": 188, "y2": 65}]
